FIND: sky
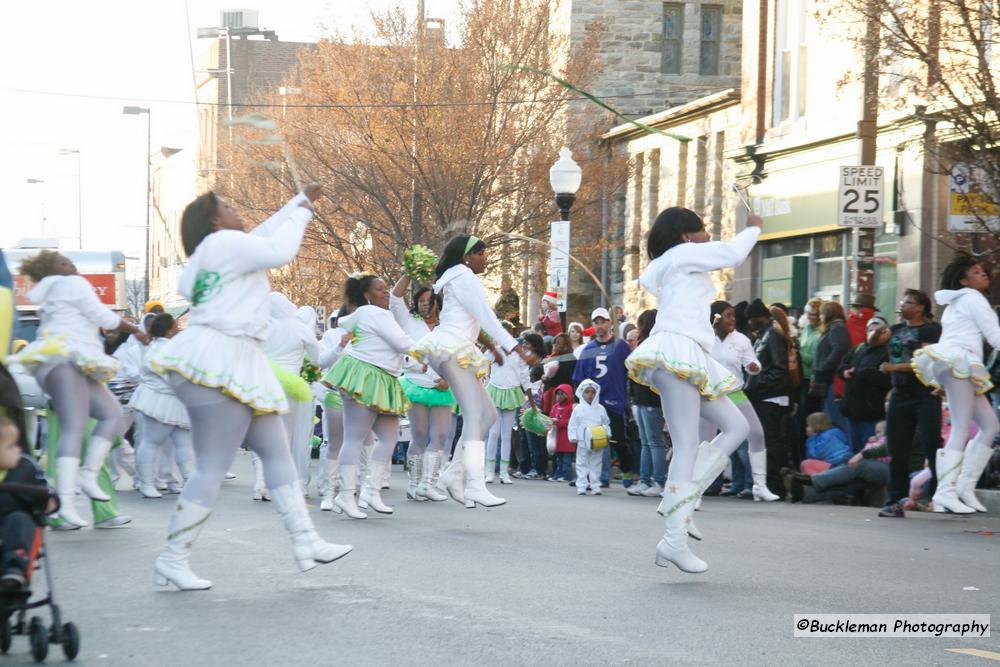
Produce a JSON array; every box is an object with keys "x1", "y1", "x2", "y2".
[{"x1": 0, "y1": 0, "x2": 459, "y2": 276}]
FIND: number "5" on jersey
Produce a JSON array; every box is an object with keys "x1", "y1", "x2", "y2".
[{"x1": 594, "y1": 354, "x2": 608, "y2": 379}]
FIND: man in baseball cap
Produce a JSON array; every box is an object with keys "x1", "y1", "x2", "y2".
[
  {"x1": 538, "y1": 290, "x2": 563, "y2": 337},
  {"x1": 572, "y1": 306, "x2": 633, "y2": 488}
]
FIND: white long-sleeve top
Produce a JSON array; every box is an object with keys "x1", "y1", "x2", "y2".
[
  {"x1": 485, "y1": 350, "x2": 531, "y2": 390},
  {"x1": 432, "y1": 265, "x2": 517, "y2": 352},
  {"x1": 136, "y1": 338, "x2": 176, "y2": 396},
  {"x1": 711, "y1": 331, "x2": 760, "y2": 391},
  {"x1": 337, "y1": 305, "x2": 415, "y2": 376},
  {"x1": 388, "y1": 294, "x2": 441, "y2": 387},
  {"x1": 640, "y1": 226, "x2": 760, "y2": 352},
  {"x1": 262, "y1": 293, "x2": 319, "y2": 373},
  {"x1": 318, "y1": 326, "x2": 350, "y2": 369},
  {"x1": 179, "y1": 193, "x2": 312, "y2": 341},
  {"x1": 568, "y1": 379, "x2": 610, "y2": 446},
  {"x1": 112, "y1": 337, "x2": 144, "y2": 384},
  {"x1": 935, "y1": 288, "x2": 1000, "y2": 358},
  {"x1": 28, "y1": 274, "x2": 121, "y2": 359}
]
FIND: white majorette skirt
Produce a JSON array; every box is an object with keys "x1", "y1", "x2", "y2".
[
  {"x1": 625, "y1": 330, "x2": 739, "y2": 400},
  {"x1": 147, "y1": 325, "x2": 289, "y2": 414},
  {"x1": 129, "y1": 385, "x2": 191, "y2": 429},
  {"x1": 912, "y1": 343, "x2": 993, "y2": 395},
  {"x1": 14, "y1": 335, "x2": 120, "y2": 383},
  {"x1": 411, "y1": 330, "x2": 490, "y2": 380}
]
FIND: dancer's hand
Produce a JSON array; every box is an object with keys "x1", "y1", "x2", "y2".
[
  {"x1": 133, "y1": 331, "x2": 150, "y2": 346},
  {"x1": 435, "y1": 378, "x2": 449, "y2": 391},
  {"x1": 747, "y1": 361, "x2": 761, "y2": 374},
  {"x1": 747, "y1": 214, "x2": 763, "y2": 228},
  {"x1": 339, "y1": 332, "x2": 352, "y2": 348},
  {"x1": 493, "y1": 348, "x2": 505, "y2": 366}
]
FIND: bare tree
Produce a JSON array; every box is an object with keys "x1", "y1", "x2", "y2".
[
  {"x1": 217, "y1": 0, "x2": 628, "y2": 308},
  {"x1": 126, "y1": 278, "x2": 146, "y2": 318},
  {"x1": 820, "y1": 0, "x2": 1000, "y2": 251}
]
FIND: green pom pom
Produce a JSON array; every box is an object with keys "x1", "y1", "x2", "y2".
[
  {"x1": 521, "y1": 407, "x2": 553, "y2": 435},
  {"x1": 403, "y1": 245, "x2": 438, "y2": 284}
]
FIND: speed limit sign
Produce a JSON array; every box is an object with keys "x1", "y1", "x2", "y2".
[{"x1": 837, "y1": 166, "x2": 884, "y2": 228}]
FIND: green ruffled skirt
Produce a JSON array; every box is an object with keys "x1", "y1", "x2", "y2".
[
  {"x1": 401, "y1": 378, "x2": 456, "y2": 408},
  {"x1": 325, "y1": 355, "x2": 410, "y2": 415},
  {"x1": 269, "y1": 361, "x2": 313, "y2": 403},
  {"x1": 487, "y1": 384, "x2": 525, "y2": 411}
]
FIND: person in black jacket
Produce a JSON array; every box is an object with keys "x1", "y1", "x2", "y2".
[
  {"x1": 746, "y1": 302, "x2": 792, "y2": 498},
  {"x1": 812, "y1": 301, "x2": 852, "y2": 433},
  {"x1": 0, "y1": 417, "x2": 56, "y2": 590},
  {"x1": 838, "y1": 316, "x2": 892, "y2": 452}
]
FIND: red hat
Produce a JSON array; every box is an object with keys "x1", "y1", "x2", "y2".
[{"x1": 542, "y1": 291, "x2": 558, "y2": 305}]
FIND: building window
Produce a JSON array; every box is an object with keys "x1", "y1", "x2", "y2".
[
  {"x1": 662, "y1": 3, "x2": 683, "y2": 74},
  {"x1": 700, "y1": 6, "x2": 722, "y2": 75},
  {"x1": 773, "y1": 0, "x2": 809, "y2": 124}
]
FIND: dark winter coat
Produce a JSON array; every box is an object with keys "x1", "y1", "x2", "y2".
[
  {"x1": 746, "y1": 323, "x2": 789, "y2": 401},
  {"x1": 837, "y1": 342, "x2": 891, "y2": 421}
]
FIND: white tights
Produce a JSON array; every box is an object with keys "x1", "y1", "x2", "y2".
[
  {"x1": 486, "y1": 409, "x2": 517, "y2": 462},
  {"x1": 337, "y1": 395, "x2": 400, "y2": 466},
  {"x1": 134, "y1": 413, "x2": 194, "y2": 466},
  {"x1": 406, "y1": 404, "x2": 454, "y2": 457},
  {"x1": 432, "y1": 357, "x2": 497, "y2": 442},
  {"x1": 700, "y1": 400, "x2": 765, "y2": 454},
  {"x1": 323, "y1": 406, "x2": 344, "y2": 462},
  {"x1": 938, "y1": 372, "x2": 999, "y2": 451},
  {"x1": 651, "y1": 369, "x2": 749, "y2": 482},
  {"x1": 38, "y1": 361, "x2": 124, "y2": 456}
]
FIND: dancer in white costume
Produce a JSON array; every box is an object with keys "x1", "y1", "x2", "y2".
[
  {"x1": 484, "y1": 330, "x2": 546, "y2": 484},
  {"x1": 130, "y1": 314, "x2": 195, "y2": 498},
  {"x1": 708, "y1": 300, "x2": 780, "y2": 502},
  {"x1": 148, "y1": 186, "x2": 351, "y2": 590},
  {"x1": 316, "y1": 308, "x2": 353, "y2": 511},
  {"x1": 912, "y1": 254, "x2": 1000, "y2": 514},
  {"x1": 262, "y1": 293, "x2": 320, "y2": 499},
  {"x1": 326, "y1": 274, "x2": 415, "y2": 519},
  {"x1": 14, "y1": 251, "x2": 148, "y2": 527},
  {"x1": 389, "y1": 276, "x2": 456, "y2": 503},
  {"x1": 625, "y1": 208, "x2": 762, "y2": 573},
  {"x1": 411, "y1": 235, "x2": 535, "y2": 509}
]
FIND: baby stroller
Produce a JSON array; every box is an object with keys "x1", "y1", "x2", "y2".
[{"x1": 0, "y1": 500, "x2": 79, "y2": 662}]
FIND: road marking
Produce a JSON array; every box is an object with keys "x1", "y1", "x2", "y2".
[{"x1": 946, "y1": 648, "x2": 1000, "y2": 661}]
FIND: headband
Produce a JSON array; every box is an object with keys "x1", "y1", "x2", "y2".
[{"x1": 464, "y1": 235, "x2": 481, "y2": 255}]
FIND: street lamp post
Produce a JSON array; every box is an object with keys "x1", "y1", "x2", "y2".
[
  {"x1": 123, "y1": 106, "x2": 151, "y2": 304},
  {"x1": 548, "y1": 147, "x2": 582, "y2": 328},
  {"x1": 58, "y1": 149, "x2": 82, "y2": 248}
]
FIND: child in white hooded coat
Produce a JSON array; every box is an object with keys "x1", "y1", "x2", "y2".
[{"x1": 569, "y1": 379, "x2": 610, "y2": 495}]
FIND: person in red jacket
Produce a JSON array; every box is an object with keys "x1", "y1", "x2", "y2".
[
  {"x1": 538, "y1": 291, "x2": 563, "y2": 337},
  {"x1": 548, "y1": 383, "x2": 576, "y2": 481},
  {"x1": 846, "y1": 293, "x2": 877, "y2": 346}
]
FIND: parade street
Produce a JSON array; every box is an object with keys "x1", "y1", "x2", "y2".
[{"x1": 23, "y1": 454, "x2": 1000, "y2": 666}]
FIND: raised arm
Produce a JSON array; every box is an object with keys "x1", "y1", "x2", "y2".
[
  {"x1": 250, "y1": 193, "x2": 310, "y2": 238},
  {"x1": 674, "y1": 225, "x2": 761, "y2": 273},
  {"x1": 226, "y1": 206, "x2": 313, "y2": 273},
  {"x1": 971, "y1": 292, "x2": 1000, "y2": 351}
]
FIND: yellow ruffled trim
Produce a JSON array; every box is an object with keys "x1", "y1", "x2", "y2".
[
  {"x1": 149, "y1": 356, "x2": 288, "y2": 416},
  {"x1": 13, "y1": 336, "x2": 120, "y2": 383},
  {"x1": 410, "y1": 340, "x2": 489, "y2": 380},
  {"x1": 626, "y1": 352, "x2": 739, "y2": 401},
  {"x1": 911, "y1": 347, "x2": 993, "y2": 395}
]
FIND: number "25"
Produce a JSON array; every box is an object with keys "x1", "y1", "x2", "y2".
[{"x1": 843, "y1": 189, "x2": 879, "y2": 214}]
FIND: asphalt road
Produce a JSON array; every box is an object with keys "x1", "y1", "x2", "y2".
[{"x1": 13, "y1": 453, "x2": 1000, "y2": 666}]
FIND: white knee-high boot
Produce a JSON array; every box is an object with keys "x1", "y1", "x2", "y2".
[
  {"x1": 136, "y1": 463, "x2": 163, "y2": 498},
  {"x1": 655, "y1": 481, "x2": 708, "y2": 573},
  {"x1": 416, "y1": 451, "x2": 448, "y2": 501},
  {"x1": 957, "y1": 439, "x2": 993, "y2": 512},
  {"x1": 78, "y1": 436, "x2": 112, "y2": 501},
  {"x1": 251, "y1": 452, "x2": 270, "y2": 501},
  {"x1": 334, "y1": 464, "x2": 367, "y2": 519},
  {"x1": 320, "y1": 459, "x2": 339, "y2": 511},
  {"x1": 438, "y1": 442, "x2": 466, "y2": 504},
  {"x1": 932, "y1": 448, "x2": 975, "y2": 514},
  {"x1": 55, "y1": 458, "x2": 89, "y2": 528},
  {"x1": 462, "y1": 441, "x2": 505, "y2": 508},
  {"x1": 406, "y1": 452, "x2": 424, "y2": 501},
  {"x1": 358, "y1": 462, "x2": 393, "y2": 514},
  {"x1": 749, "y1": 450, "x2": 780, "y2": 502},
  {"x1": 154, "y1": 498, "x2": 212, "y2": 590},
  {"x1": 271, "y1": 484, "x2": 352, "y2": 571},
  {"x1": 657, "y1": 442, "x2": 722, "y2": 541}
]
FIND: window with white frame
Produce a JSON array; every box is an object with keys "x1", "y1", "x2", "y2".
[{"x1": 773, "y1": 0, "x2": 809, "y2": 125}]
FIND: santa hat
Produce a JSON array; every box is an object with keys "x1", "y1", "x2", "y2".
[{"x1": 542, "y1": 291, "x2": 558, "y2": 305}]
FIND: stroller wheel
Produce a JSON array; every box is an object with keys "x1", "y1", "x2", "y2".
[
  {"x1": 0, "y1": 617, "x2": 10, "y2": 654},
  {"x1": 61, "y1": 623, "x2": 79, "y2": 661},
  {"x1": 29, "y1": 616, "x2": 47, "y2": 662}
]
